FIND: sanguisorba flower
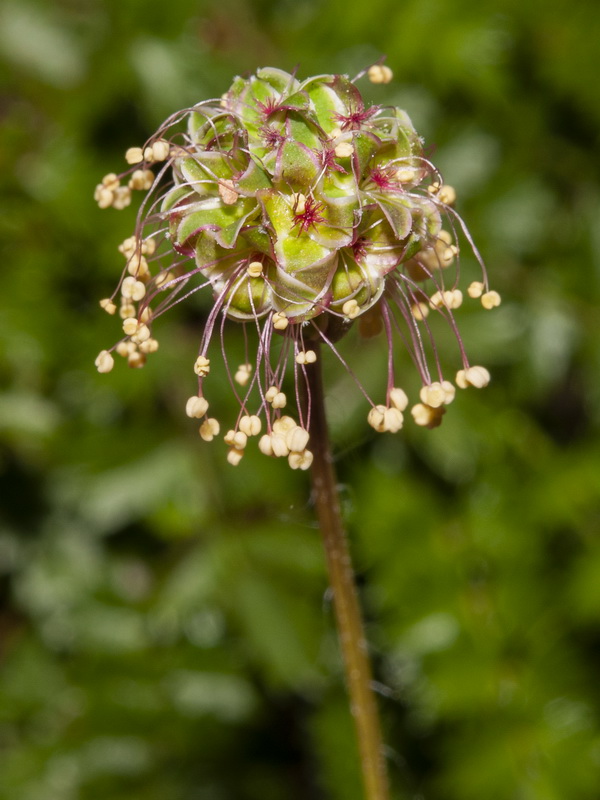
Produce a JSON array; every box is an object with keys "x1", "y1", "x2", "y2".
[{"x1": 95, "y1": 65, "x2": 500, "y2": 468}]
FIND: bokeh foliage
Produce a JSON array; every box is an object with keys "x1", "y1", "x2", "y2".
[{"x1": 1, "y1": 0, "x2": 599, "y2": 798}]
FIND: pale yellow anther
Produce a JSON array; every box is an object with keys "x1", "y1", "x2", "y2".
[
  {"x1": 94, "y1": 185, "x2": 114, "y2": 208},
  {"x1": 117, "y1": 341, "x2": 137, "y2": 358},
  {"x1": 330, "y1": 127, "x2": 342, "y2": 139},
  {"x1": 128, "y1": 351, "x2": 146, "y2": 369},
  {"x1": 112, "y1": 186, "x2": 132, "y2": 210},
  {"x1": 441, "y1": 380, "x2": 456, "y2": 404},
  {"x1": 234, "y1": 363, "x2": 253, "y2": 386},
  {"x1": 456, "y1": 365, "x2": 491, "y2": 389},
  {"x1": 258, "y1": 434, "x2": 273, "y2": 456},
  {"x1": 125, "y1": 147, "x2": 144, "y2": 165},
  {"x1": 385, "y1": 407, "x2": 404, "y2": 432},
  {"x1": 420, "y1": 382, "x2": 447, "y2": 409},
  {"x1": 128, "y1": 169, "x2": 154, "y2": 191},
  {"x1": 444, "y1": 289, "x2": 463, "y2": 309},
  {"x1": 295, "y1": 351, "x2": 307, "y2": 365},
  {"x1": 429, "y1": 291, "x2": 444, "y2": 309},
  {"x1": 395, "y1": 166, "x2": 419, "y2": 183},
  {"x1": 139, "y1": 306, "x2": 152, "y2": 323},
  {"x1": 411, "y1": 302, "x2": 430, "y2": 321},
  {"x1": 154, "y1": 270, "x2": 172, "y2": 288},
  {"x1": 186, "y1": 396, "x2": 209, "y2": 418},
  {"x1": 270, "y1": 433, "x2": 289, "y2": 458},
  {"x1": 123, "y1": 317, "x2": 139, "y2": 336},
  {"x1": 265, "y1": 386, "x2": 279, "y2": 403},
  {"x1": 121, "y1": 276, "x2": 146, "y2": 301},
  {"x1": 272, "y1": 416, "x2": 296, "y2": 435},
  {"x1": 119, "y1": 302, "x2": 136, "y2": 320},
  {"x1": 227, "y1": 448, "x2": 244, "y2": 466},
  {"x1": 218, "y1": 179, "x2": 238, "y2": 205},
  {"x1": 368, "y1": 64, "x2": 393, "y2": 84},
  {"x1": 224, "y1": 429, "x2": 247, "y2": 450},
  {"x1": 411, "y1": 403, "x2": 445, "y2": 429},
  {"x1": 288, "y1": 450, "x2": 314, "y2": 470},
  {"x1": 141, "y1": 238, "x2": 156, "y2": 256},
  {"x1": 143, "y1": 146, "x2": 155, "y2": 162},
  {"x1": 118, "y1": 236, "x2": 137, "y2": 256},
  {"x1": 272, "y1": 311, "x2": 289, "y2": 331},
  {"x1": 438, "y1": 185, "x2": 457, "y2": 205},
  {"x1": 99, "y1": 298, "x2": 117, "y2": 315},
  {"x1": 102, "y1": 173, "x2": 120, "y2": 190},
  {"x1": 271, "y1": 392, "x2": 287, "y2": 409},
  {"x1": 247, "y1": 261, "x2": 263, "y2": 278},
  {"x1": 389, "y1": 387, "x2": 409, "y2": 412},
  {"x1": 342, "y1": 299, "x2": 360, "y2": 319},
  {"x1": 239, "y1": 415, "x2": 262, "y2": 437},
  {"x1": 367, "y1": 405, "x2": 387, "y2": 433},
  {"x1": 306, "y1": 350, "x2": 317, "y2": 363},
  {"x1": 468, "y1": 281, "x2": 485, "y2": 299},
  {"x1": 132, "y1": 323, "x2": 151, "y2": 344},
  {"x1": 95, "y1": 350, "x2": 114, "y2": 373},
  {"x1": 194, "y1": 355, "x2": 211, "y2": 377},
  {"x1": 126, "y1": 253, "x2": 149, "y2": 278},
  {"x1": 199, "y1": 418, "x2": 220, "y2": 441},
  {"x1": 138, "y1": 338, "x2": 159, "y2": 354},
  {"x1": 286, "y1": 426, "x2": 310, "y2": 453},
  {"x1": 151, "y1": 139, "x2": 170, "y2": 162},
  {"x1": 335, "y1": 142, "x2": 354, "y2": 158},
  {"x1": 481, "y1": 290, "x2": 501, "y2": 309}
]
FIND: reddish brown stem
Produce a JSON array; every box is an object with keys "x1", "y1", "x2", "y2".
[{"x1": 304, "y1": 345, "x2": 390, "y2": 800}]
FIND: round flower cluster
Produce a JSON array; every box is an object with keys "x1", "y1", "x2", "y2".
[{"x1": 95, "y1": 65, "x2": 499, "y2": 467}]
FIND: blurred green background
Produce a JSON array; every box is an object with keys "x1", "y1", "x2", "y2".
[{"x1": 1, "y1": 0, "x2": 599, "y2": 798}]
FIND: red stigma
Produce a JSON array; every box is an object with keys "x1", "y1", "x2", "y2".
[
  {"x1": 334, "y1": 105, "x2": 380, "y2": 131},
  {"x1": 292, "y1": 196, "x2": 327, "y2": 235},
  {"x1": 256, "y1": 97, "x2": 284, "y2": 118},
  {"x1": 368, "y1": 165, "x2": 400, "y2": 192}
]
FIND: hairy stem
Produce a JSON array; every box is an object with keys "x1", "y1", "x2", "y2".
[{"x1": 304, "y1": 345, "x2": 390, "y2": 800}]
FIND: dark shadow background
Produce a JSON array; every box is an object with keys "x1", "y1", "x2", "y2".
[{"x1": 1, "y1": 0, "x2": 599, "y2": 798}]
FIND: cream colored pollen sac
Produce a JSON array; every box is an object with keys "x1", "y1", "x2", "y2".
[
  {"x1": 151, "y1": 139, "x2": 170, "y2": 162},
  {"x1": 335, "y1": 142, "x2": 354, "y2": 158},
  {"x1": 342, "y1": 299, "x2": 359, "y2": 319},
  {"x1": 200, "y1": 418, "x2": 220, "y2": 441},
  {"x1": 258, "y1": 434, "x2": 273, "y2": 456},
  {"x1": 138, "y1": 338, "x2": 159, "y2": 354},
  {"x1": 125, "y1": 147, "x2": 144, "y2": 165},
  {"x1": 389, "y1": 387, "x2": 409, "y2": 412},
  {"x1": 481, "y1": 290, "x2": 501, "y2": 309},
  {"x1": 468, "y1": 281, "x2": 485, "y2": 299},
  {"x1": 288, "y1": 450, "x2": 314, "y2": 470},
  {"x1": 185, "y1": 396, "x2": 209, "y2": 418},
  {"x1": 227, "y1": 448, "x2": 244, "y2": 466},
  {"x1": 265, "y1": 386, "x2": 278, "y2": 403},
  {"x1": 99, "y1": 298, "x2": 117, "y2": 315},
  {"x1": 456, "y1": 366, "x2": 491, "y2": 389},
  {"x1": 122, "y1": 317, "x2": 139, "y2": 336},
  {"x1": 247, "y1": 261, "x2": 263, "y2": 278},
  {"x1": 234, "y1": 363, "x2": 252, "y2": 386},
  {"x1": 295, "y1": 350, "x2": 317, "y2": 365},
  {"x1": 286, "y1": 426, "x2": 310, "y2": 453},
  {"x1": 420, "y1": 382, "x2": 447, "y2": 409},
  {"x1": 411, "y1": 403, "x2": 445, "y2": 429},
  {"x1": 239, "y1": 415, "x2": 261, "y2": 436},
  {"x1": 271, "y1": 392, "x2": 287, "y2": 409},
  {"x1": 131, "y1": 323, "x2": 151, "y2": 344},
  {"x1": 224, "y1": 429, "x2": 247, "y2": 450},
  {"x1": 121, "y1": 276, "x2": 146, "y2": 301},
  {"x1": 411, "y1": 302, "x2": 429, "y2": 321},
  {"x1": 272, "y1": 311, "x2": 289, "y2": 331},
  {"x1": 367, "y1": 405, "x2": 386, "y2": 433},
  {"x1": 194, "y1": 355, "x2": 211, "y2": 377},
  {"x1": 272, "y1": 416, "x2": 297, "y2": 435},
  {"x1": 293, "y1": 193, "x2": 307, "y2": 214},
  {"x1": 270, "y1": 433, "x2": 290, "y2": 458},
  {"x1": 112, "y1": 186, "x2": 132, "y2": 210},
  {"x1": 367, "y1": 64, "x2": 393, "y2": 84},
  {"x1": 128, "y1": 351, "x2": 146, "y2": 369},
  {"x1": 95, "y1": 350, "x2": 114, "y2": 373}
]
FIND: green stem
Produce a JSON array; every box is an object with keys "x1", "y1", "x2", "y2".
[{"x1": 304, "y1": 345, "x2": 390, "y2": 800}]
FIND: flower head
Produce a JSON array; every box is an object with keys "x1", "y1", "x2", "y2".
[{"x1": 95, "y1": 66, "x2": 499, "y2": 466}]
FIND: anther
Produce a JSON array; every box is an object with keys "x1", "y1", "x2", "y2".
[
  {"x1": 481, "y1": 290, "x2": 501, "y2": 309},
  {"x1": 411, "y1": 403, "x2": 445, "y2": 429},
  {"x1": 128, "y1": 351, "x2": 146, "y2": 369},
  {"x1": 265, "y1": 386, "x2": 279, "y2": 403},
  {"x1": 125, "y1": 147, "x2": 144, "y2": 165},
  {"x1": 342, "y1": 299, "x2": 360, "y2": 319},
  {"x1": 468, "y1": 281, "x2": 484, "y2": 298},
  {"x1": 288, "y1": 450, "x2": 314, "y2": 470},
  {"x1": 194, "y1": 355, "x2": 211, "y2": 377},
  {"x1": 335, "y1": 142, "x2": 354, "y2": 158},
  {"x1": 258, "y1": 434, "x2": 273, "y2": 456},
  {"x1": 199, "y1": 418, "x2": 220, "y2": 441},
  {"x1": 389, "y1": 387, "x2": 409, "y2": 412},
  {"x1": 95, "y1": 350, "x2": 114, "y2": 373},
  {"x1": 411, "y1": 302, "x2": 429, "y2": 320},
  {"x1": 247, "y1": 261, "x2": 263, "y2": 278},
  {"x1": 271, "y1": 392, "x2": 287, "y2": 409},
  {"x1": 234, "y1": 363, "x2": 252, "y2": 386},
  {"x1": 186, "y1": 396, "x2": 209, "y2": 418},
  {"x1": 151, "y1": 140, "x2": 170, "y2": 162},
  {"x1": 286, "y1": 427, "x2": 310, "y2": 453},
  {"x1": 272, "y1": 311, "x2": 289, "y2": 331},
  {"x1": 99, "y1": 298, "x2": 117, "y2": 315},
  {"x1": 112, "y1": 186, "x2": 132, "y2": 210},
  {"x1": 122, "y1": 317, "x2": 139, "y2": 336},
  {"x1": 239, "y1": 415, "x2": 261, "y2": 436},
  {"x1": 420, "y1": 382, "x2": 446, "y2": 409},
  {"x1": 368, "y1": 64, "x2": 393, "y2": 84},
  {"x1": 456, "y1": 366, "x2": 491, "y2": 389},
  {"x1": 227, "y1": 448, "x2": 244, "y2": 466}
]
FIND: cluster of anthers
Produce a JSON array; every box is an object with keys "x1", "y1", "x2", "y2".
[{"x1": 94, "y1": 64, "x2": 500, "y2": 468}]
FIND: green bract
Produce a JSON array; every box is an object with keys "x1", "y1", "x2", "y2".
[{"x1": 162, "y1": 67, "x2": 439, "y2": 323}]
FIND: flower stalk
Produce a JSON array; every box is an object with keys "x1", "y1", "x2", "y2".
[{"x1": 303, "y1": 344, "x2": 390, "y2": 800}]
